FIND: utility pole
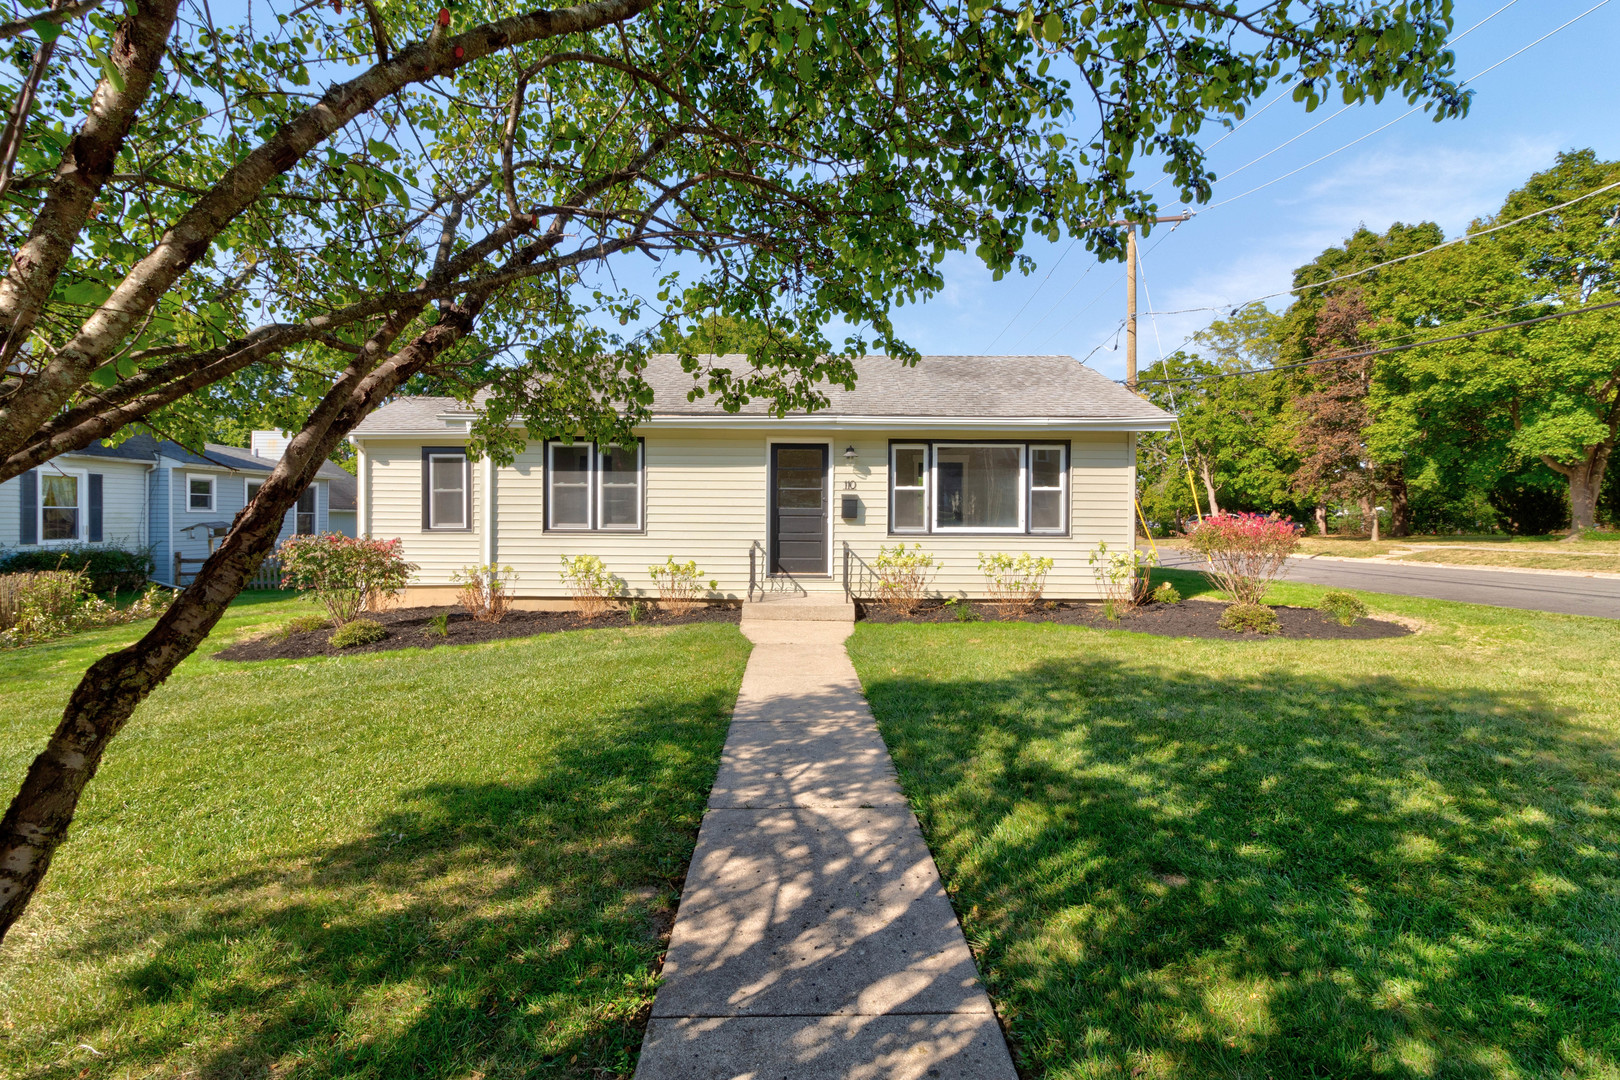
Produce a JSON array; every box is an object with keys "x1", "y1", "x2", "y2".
[{"x1": 1122, "y1": 214, "x2": 1193, "y2": 390}]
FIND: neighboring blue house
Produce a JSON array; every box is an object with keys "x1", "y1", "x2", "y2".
[{"x1": 0, "y1": 430, "x2": 352, "y2": 584}]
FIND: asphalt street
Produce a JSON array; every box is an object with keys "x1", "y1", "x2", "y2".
[{"x1": 1154, "y1": 549, "x2": 1620, "y2": 620}]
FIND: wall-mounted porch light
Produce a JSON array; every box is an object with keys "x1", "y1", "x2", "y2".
[{"x1": 843, "y1": 445, "x2": 857, "y2": 462}]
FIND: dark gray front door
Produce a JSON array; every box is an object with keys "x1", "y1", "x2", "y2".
[{"x1": 771, "y1": 444, "x2": 828, "y2": 574}]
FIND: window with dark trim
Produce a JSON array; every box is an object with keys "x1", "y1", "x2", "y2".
[
  {"x1": 888, "y1": 441, "x2": 1068, "y2": 535},
  {"x1": 420, "y1": 447, "x2": 471, "y2": 530},
  {"x1": 545, "y1": 440, "x2": 644, "y2": 531}
]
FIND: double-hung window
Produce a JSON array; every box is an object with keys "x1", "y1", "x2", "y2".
[
  {"x1": 546, "y1": 440, "x2": 643, "y2": 531},
  {"x1": 296, "y1": 487, "x2": 317, "y2": 534},
  {"x1": 42, "y1": 472, "x2": 80, "y2": 540},
  {"x1": 889, "y1": 442, "x2": 1067, "y2": 535},
  {"x1": 188, "y1": 474, "x2": 215, "y2": 512},
  {"x1": 421, "y1": 448, "x2": 470, "y2": 530}
]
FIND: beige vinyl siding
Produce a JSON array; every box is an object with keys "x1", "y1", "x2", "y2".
[
  {"x1": 366, "y1": 439, "x2": 482, "y2": 582},
  {"x1": 366, "y1": 427, "x2": 1135, "y2": 600},
  {"x1": 494, "y1": 429, "x2": 766, "y2": 598},
  {"x1": 823, "y1": 430, "x2": 1133, "y2": 599}
]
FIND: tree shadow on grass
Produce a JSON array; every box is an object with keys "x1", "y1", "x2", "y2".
[
  {"x1": 863, "y1": 656, "x2": 1620, "y2": 1078},
  {"x1": 15, "y1": 686, "x2": 738, "y2": 1080}
]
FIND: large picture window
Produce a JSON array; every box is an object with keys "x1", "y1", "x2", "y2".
[
  {"x1": 546, "y1": 440, "x2": 643, "y2": 531},
  {"x1": 889, "y1": 441, "x2": 1067, "y2": 535},
  {"x1": 421, "y1": 447, "x2": 470, "y2": 530}
]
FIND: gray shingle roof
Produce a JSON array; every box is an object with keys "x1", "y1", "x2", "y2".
[
  {"x1": 67, "y1": 429, "x2": 351, "y2": 480},
  {"x1": 353, "y1": 354, "x2": 1171, "y2": 433}
]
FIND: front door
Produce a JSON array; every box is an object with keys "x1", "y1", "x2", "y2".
[{"x1": 771, "y1": 444, "x2": 828, "y2": 575}]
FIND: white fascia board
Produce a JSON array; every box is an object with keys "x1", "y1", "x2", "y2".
[
  {"x1": 639, "y1": 415, "x2": 1177, "y2": 432},
  {"x1": 356, "y1": 416, "x2": 1174, "y2": 437}
]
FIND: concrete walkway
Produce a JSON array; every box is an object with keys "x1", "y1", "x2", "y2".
[{"x1": 636, "y1": 602, "x2": 1017, "y2": 1079}]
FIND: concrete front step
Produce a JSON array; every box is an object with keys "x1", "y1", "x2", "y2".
[{"x1": 742, "y1": 596, "x2": 856, "y2": 622}]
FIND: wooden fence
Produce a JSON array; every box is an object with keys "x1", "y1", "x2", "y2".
[{"x1": 173, "y1": 553, "x2": 283, "y2": 590}]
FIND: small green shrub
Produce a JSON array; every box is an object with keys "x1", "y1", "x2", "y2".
[
  {"x1": 649, "y1": 557, "x2": 716, "y2": 614},
  {"x1": 873, "y1": 544, "x2": 938, "y2": 611},
  {"x1": 943, "y1": 597, "x2": 981, "y2": 623},
  {"x1": 426, "y1": 612, "x2": 450, "y2": 637},
  {"x1": 559, "y1": 554, "x2": 620, "y2": 619},
  {"x1": 1151, "y1": 582, "x2": 1182, "y2": 605},
  {"x1": 284, "y1": 614, "x2": 330, "y2": 636},
  {"x1": 979, "y1": 551, "x2": 1053, "y2": 617},
  {"x1": 329, "y1": 617, "x2": 387, "y2": 649},
  {"x1": 1218, "y1": 603, "x2": 1280, "y2": 635},
  {"x1": 1319, "y1": 589, "x2": 1368, "y2": 626}
]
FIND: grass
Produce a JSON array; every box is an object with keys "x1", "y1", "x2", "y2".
[
  {"x1": 0, "y1": 591, "x2": 751, "y2": 1080},
  {"x1": 1394, "y1": 549, "x2": 1620, "y2": 572},
  {"x1": 848, "y1": 569, "x2": 1620, "y2": 1079}
]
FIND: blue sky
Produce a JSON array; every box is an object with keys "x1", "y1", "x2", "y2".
[{"x1": 885, "y1": 0, "x2": 1620, "y2": 381}]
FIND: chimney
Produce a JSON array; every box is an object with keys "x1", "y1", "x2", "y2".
[{"x1": 250, "y1": 430, "x2": 292, "y2": 460}]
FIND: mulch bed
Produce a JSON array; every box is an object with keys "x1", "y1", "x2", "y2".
[
  {"x1": 214, "y1": 604, "x2": 743, "y2": 661},
  {"x1": 858, "y1": 598, "x2": 1410, "y2": 641}
]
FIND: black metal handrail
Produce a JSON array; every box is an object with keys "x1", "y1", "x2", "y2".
[{"x1": 841, "y1": 541, "x2": 882, "y2": 603}]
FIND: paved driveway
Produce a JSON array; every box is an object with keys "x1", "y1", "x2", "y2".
[{"x1": 1154, "y1": 548, "x2": 1620, "y2": 619}]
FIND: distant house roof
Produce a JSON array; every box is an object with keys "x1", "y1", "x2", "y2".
[
  {"x1": 67, "y1": 430, "x2": 350, "y2": 480},
  {"x1": 327, "y1": 471, "x2": 357, "y2": 512},
  {"x1": 352, "y1": 354, "x2": 1174, "y2": 434}
]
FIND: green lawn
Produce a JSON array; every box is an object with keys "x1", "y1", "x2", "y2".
[
  {"x1": 0, "y1": 593, "x2": 751, "y2": 1080},
  {"x1": 849, "y1": 571, "x2": 1620, "y2": 1079}
]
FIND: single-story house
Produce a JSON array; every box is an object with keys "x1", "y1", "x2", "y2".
[
  {"x1": 350, "y1": 354, "x2": 1174, "y2": 604},
  {"x1": 0, "y1": 430, "x2": 351, "y2": 583}
]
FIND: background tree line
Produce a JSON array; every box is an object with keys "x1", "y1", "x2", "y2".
[{"x1": 1137, "y1": 149, "x2": 1620, "y2": 537}]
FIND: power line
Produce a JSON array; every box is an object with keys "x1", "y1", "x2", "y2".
[
  {"x1": 1183, "y1": 0, "x2": 1606, "y2": 216},
  {"x1": 1144, "y1": 176, "x2": 1620, "y2": 320},
  {"x1": 1134, "y1": 297, "x2": 1620, "y2": 386}
]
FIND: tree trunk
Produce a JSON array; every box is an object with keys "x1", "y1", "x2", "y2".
[
  {"x1": 1314, "y1": 505, "x2": 1329, "y2": 535},
  {"x1": 1386, "y1": 472, "x2": 1412, "y2": 537},
  {"x1": 1199, "y1": 459, "x2": 1221, "y2": 516},
  {"x1": 1566, "y1": 444, "x2": 1612, "y2": 534},
  {"x1": 0, "y1": 293, "x2": 487, "y2": 943}
]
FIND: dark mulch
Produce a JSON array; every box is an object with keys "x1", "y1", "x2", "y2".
[
  {"x1": 214, "y1": 603, "x2": 743, "y2": 661},
  {"x1": 858, "y1": 598, "x2": 1411, "y2": 640}
]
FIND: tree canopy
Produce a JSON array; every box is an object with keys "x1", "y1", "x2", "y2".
[
  {"x1": 0, "y1": 0, "x2": 1472, "y2": 941},
  {"x1": 1136, "y1": 151, "x2": 1620, "y2": 537}
]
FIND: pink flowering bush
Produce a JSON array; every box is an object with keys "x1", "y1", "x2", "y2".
[
  {"x1": 277, "y1": 534, "x2": 416, "y2": 623},
  {"x1": 1185, "y1": 513, "x2": 1302, "y2": 605}
]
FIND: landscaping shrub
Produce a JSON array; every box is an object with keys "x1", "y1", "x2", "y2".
[
  {"x1": 1152, "y1": 581, "x2": 1182, "y2": 605},
  {"x1": 1218, "y1": 603, "x2": 1280, "y2": 635},
  {"x1": 1088, "y1": 542, "x2": 1157, "y2": 613},
  {"x1": 329, "y1": 617, "x2": 387, "y2": 649},
  {"x1": 0, "y1": 571, "x2": 171, "y2": 647},
  {"x1": 1319, "y1": 589, "x2": 1369, "y2": 626},
  {"x1": 649, "y1": 557, "x2": 716, "y2": 615},
  {"x1": 978, "y1": 552, "x2": 1054, "y2": 617},
  {"x1": 277, "y1": 534, "x2": 416, "y2": 623},
  {"x1": 452, "y1": 563, "x2": 517, "y2": 622},
  {"x1": 1186, "y1": 512, "x2": 1302, "y2": 605},
  {"x1": 943, "y1": 597, "x2": 981, "y2": 623},
  {"x1": 873, "y1": 543, "x2": 938, "y2": 611},
  {"x1": 0, "y1": 543, "x2": 153, "y2": 593},
  {"x1": 559, "y1": 554, "x2": 620, "y2": 619},
  {"x1": 284, "y1": 614, "x2": 330, "y2": 636},
  {"x1": 426, "y1": 612, "x2": 450, "y2": 637}
]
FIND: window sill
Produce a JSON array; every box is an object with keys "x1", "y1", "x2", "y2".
[
  {"x1": 887, "y1": 531, "x2": 1073, "y2": 539},
  {"x1": 421, "y1": 527, "x2": 474, "y2": 533},
  {"x1": 541, "y1": 528, "x2": 648, "y2": 536}
]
